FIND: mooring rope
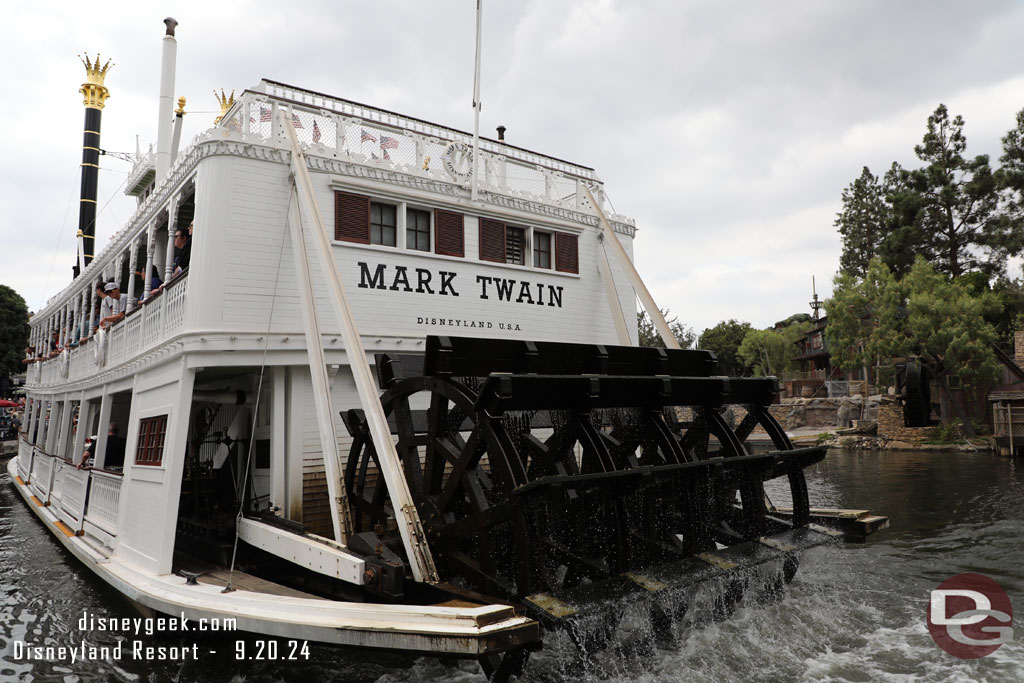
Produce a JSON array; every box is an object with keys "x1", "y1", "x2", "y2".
[{"x1": 223, "y1": 182, "x2": 295, "y2": 592}]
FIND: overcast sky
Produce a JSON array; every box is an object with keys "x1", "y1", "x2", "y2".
[{"x1": 4, "y1": 1, "x2": 1024, "y2": 335}]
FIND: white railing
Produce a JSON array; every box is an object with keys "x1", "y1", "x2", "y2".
[
  {"x1": 85, "y1": 469, "x2": 122, "y2": 536},
  {"x1": 142, "y1": 292, "x2": 164, "y2": 348},
  {"x1": 17, "y1": 440, "x2": 32, "y2": 482},
  {"x1": 50, "y1": 459, "x2": 66, "y2": 503},
  {"x1": 124, "y1": 310, "x2": 143, "y2": 357},
  {"x1": 28, "y1": 273, "x2": 188, "y2": 389},
  {"x1": 31, "y1": 453, "x2": 54, "y2": 502},
  {"x1": 164, "y1": 276, "x2": 188, "y2": 332},
  {"x1": 60, "y1": 467, "x2": 91, "y2": 529},
  {"x1": 107, "y1": 323, "x2": 126, "y2": 364},
  {"x1": 220, "y1": 83, "x2": 635, "y2": 221}
]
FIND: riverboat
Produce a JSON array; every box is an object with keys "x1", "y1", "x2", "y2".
[{"x1": 10, "y1": 18, "x2": 856, "y2": 679}]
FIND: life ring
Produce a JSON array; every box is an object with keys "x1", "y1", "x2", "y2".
[{"x1": 441, "y1": 142, "x2": 473, "y2": 179}]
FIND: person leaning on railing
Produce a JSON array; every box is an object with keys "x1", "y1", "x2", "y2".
[
  {"x1": 150, "y1": 221, "x2": 193, "y2": 297},
  {"x1": 90, "y1": 281, "x2": 108, "y2": 335},
  {"x1": 96, "y1": 282, "x2": 127, "y2": 329}
]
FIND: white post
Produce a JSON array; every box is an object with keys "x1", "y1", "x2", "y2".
[
  {"x1": 470, "y1": 0, "x2": 483, "y2": 202},
  {"x1": 334, "y1": 116, "x2": 346, "y2": 155},
  {"x1": 155, "y1": 19, "x2": 178, "y2": 183},
  {"x1": 582, "y1": 185, "x2": 678, "y2": 349},
  {"x1": 270, "y1": 366, "x2": 287, "y2": 514},
  {"x1": 143, "y1": 221, "x2": 156, "y2": 299},
  {"x1": 284, "y1": 193, "x2": 351, "y2": 545},
  {"x1": 126, "y1": 238, "x2": 139, "y2": 312},
  {"x1": 93, "y1": 393, "x2": 112, "y2": 469},
  {"x1": 282, "y1": 114, "x2": 438, "y2": 583},
  {"x1": 163, "y1": 197, "x2": 179, "y2": 282}
]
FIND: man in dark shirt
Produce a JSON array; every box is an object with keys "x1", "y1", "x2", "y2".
[
  {"x1": 173, "y1": 224, "x2": 192, "y2": 276},
  {"x1": 78, "y1": 421, "x2": 127, "y2": 470}
]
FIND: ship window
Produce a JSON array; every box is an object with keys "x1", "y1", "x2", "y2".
[
  {"x1": 335, "y1": 191, "x2": 371, "y2": 244},
  {"x1": 370, "y1": 202, "x2": 397, "y2": 246},
  {"x1": 506, "y1": 226, "x2": 525, "y2": 265},
  {"x1": 555, "y1": 232, "x2": 579, "y2": 274},
  {"x1": 479, "y1": 218, "x2": 506, "y2": 263},
  {"x1": 534, "y1": 231, "x2": 552, "y2": 269},
  {"x1": 135, "y1": 414, "x2": 168, "y2": 466},
  {"x1": 406, "y1": 208, "x2": 431, "y2": 252},
  {"x1": 434, "y1": 209, "x2": 465, "y2": 257}
]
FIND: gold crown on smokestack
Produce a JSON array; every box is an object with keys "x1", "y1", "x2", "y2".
[
  {"x1": 79, "y1": 53, "x2": 113, "y2": 109},
  {"x1": 213, "y1": 89, "x2": 235, "y2": 124}
]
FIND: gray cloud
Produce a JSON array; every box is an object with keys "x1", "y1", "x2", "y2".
[{"x1": 4, "y1": 1, "x2": 1023, "y2": 332}]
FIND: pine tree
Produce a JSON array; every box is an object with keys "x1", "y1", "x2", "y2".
[
  {"x1": 836, "y1": 166, "x2": 890, "y2": 277},
  {"x1": 905, "y1": 104, "x2": 1002, "y2": 277}
]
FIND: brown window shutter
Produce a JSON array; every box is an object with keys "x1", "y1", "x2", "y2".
[
  {"x1": 555, "y1": 232, "x2": 579, "y2": 274},
  {"x1": 479, "y1": 218, "x2": 506, "y2": 263},
  {"x1": 335, "y1": 191, "x2": 370, "y2": 243},
  {"x1": 434, "y1": 209, "x2": 464, "y2": 257}
]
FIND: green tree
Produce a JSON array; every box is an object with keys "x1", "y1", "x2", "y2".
[
  {"x1": 836, "y1": 166, "x2": 891, "y2": 277},
  {"x1": 825, "y1": 259, "x2": 905, "y2": 383},
  {"x1": 879, "y1": 161, "x2": 928, "y2": 278},
  {"x1": 0, "y1": 284, "x2": 30, "y2": 387},
  {"x1": 904, "y1": 104, "x2": 1003, "y2": 277},
  {"x1": 697, "y1": 319, "x2": 752, "y2": 376},
  {"x1": 825, "y1": 257, "x2": 1000, "y2": 432},
  {"x1": 994, "y1": 107, "x2": 1024, "y2": 258},
  {"x1": 636, "y1": 308, "x2": 695, "y2": 349},
  {"x1": 737, "y1": 321, "x2": 810, "y2": 378}
]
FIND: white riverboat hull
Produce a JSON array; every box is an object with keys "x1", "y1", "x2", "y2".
[{"x1": 6, "y1": 452, "x2": 539, "y2": 657}]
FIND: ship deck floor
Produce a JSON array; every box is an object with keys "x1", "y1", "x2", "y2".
[{"x1": 172, "y1": 551, "x2": 326, "y2": 600}]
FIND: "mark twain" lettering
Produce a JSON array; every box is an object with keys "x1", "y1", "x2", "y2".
[{"x1": 357, "y1": 262, "x2": 563, "y2": 308}]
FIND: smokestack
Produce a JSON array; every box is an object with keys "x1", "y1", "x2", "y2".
[
  {"x1": 496, "y1": 125, "x2": 506, "y2": 141},
  {"x1": 155, "y1": 18, "x2": 178, "y2": 182},
  {"x1": 76, "y1": 53, "x2": 113, "y2": 276}
]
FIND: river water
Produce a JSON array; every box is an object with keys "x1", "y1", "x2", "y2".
[{"x1": 1, "y1": 449, "x2": 1022, "y2": 682}]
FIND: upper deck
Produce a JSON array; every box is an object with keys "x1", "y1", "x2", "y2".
[{"x1": 26, "y1": 80, "x2": 639, "y2": 391}]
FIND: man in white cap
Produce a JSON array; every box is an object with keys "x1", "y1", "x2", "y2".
[{"x1": 97, "y1": 282, "x2": 127, "y2": 329}]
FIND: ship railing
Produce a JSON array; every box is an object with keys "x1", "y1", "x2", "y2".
[
  {"x1": 32, "y1": 273, "x2": 188, "y2": 388},
  {"x1": 108, "y1": 323, "x2": 127, "y2": 364},
  {"x1": 16, "y1": 439, "x2": 33, "y2": 482},
  {"x1": 29, "y1": 450, "x2": 55, "y2": 503},
  {"x1": 18, "y1": 444, "x2": 123, "y2": 541},
  {"x1": 84, "y1": 469, "x2": 122, "y2": 539},
  {"x1": 220, "y1": 86, "x2": 634, "y2": 226},
  {"x1": 50, "y1": 457, "x2": 66, "y2": 503}
]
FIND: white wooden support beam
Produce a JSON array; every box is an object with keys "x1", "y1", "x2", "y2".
[
  {"x1": 285, "y1": 193, "x2": 352, "y2": 546},
  {"x1": 237, "y1": 518, "x2": 366, "y2": 585},
  {"x1": 582, "y1": 185, "x2": 681, "y2": 351},
  {"x1": 281, "y1": 113, "x2": 439, "y2": 584}
]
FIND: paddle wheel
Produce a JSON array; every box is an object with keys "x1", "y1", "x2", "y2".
[{"x1": 342, "y1": 336, "x2": 831, "y2": 647}]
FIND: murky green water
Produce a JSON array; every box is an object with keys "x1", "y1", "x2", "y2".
[{"x1": 2, "y1": 449, "x2": 1022, "y2": 682}]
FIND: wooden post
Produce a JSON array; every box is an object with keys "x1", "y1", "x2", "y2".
[
  {"x1": 582, "y1": 185, "x2": 678, "y2": 349},
  {"x1": 282, "y1": 112, "x2": 438, "y2": 583}
]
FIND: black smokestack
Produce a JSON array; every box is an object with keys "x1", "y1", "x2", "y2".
[{"x1": 76, "y1": 54, "x2": 113, "y2": 277}]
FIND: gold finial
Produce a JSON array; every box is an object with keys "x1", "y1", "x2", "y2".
[
  {"x1": 213, "y1": 89, "x2": 235, "y2": 124},
  {"x1": 175, "y1": 96, "x2": 187, "y2": 116},
  {"x1": 79, "y1": 53, "x2": 113, "y2": 109}
]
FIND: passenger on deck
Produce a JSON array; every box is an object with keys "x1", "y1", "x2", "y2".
[
  {"x1": 97, "y1": 282, "x2": 127, "y2": 329},
  {"x1": 173, "y1": 223, "x2": 192, "y2": 276},
  {"x1": 91, "y1": 282, "x2": 107, "y2": 334},
  {"x1": 78, "y1": 421, "x2": 127, "y2": 470},
  {"x1": 137, "y1": 265, "x2": 162, "y2": 300}
]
